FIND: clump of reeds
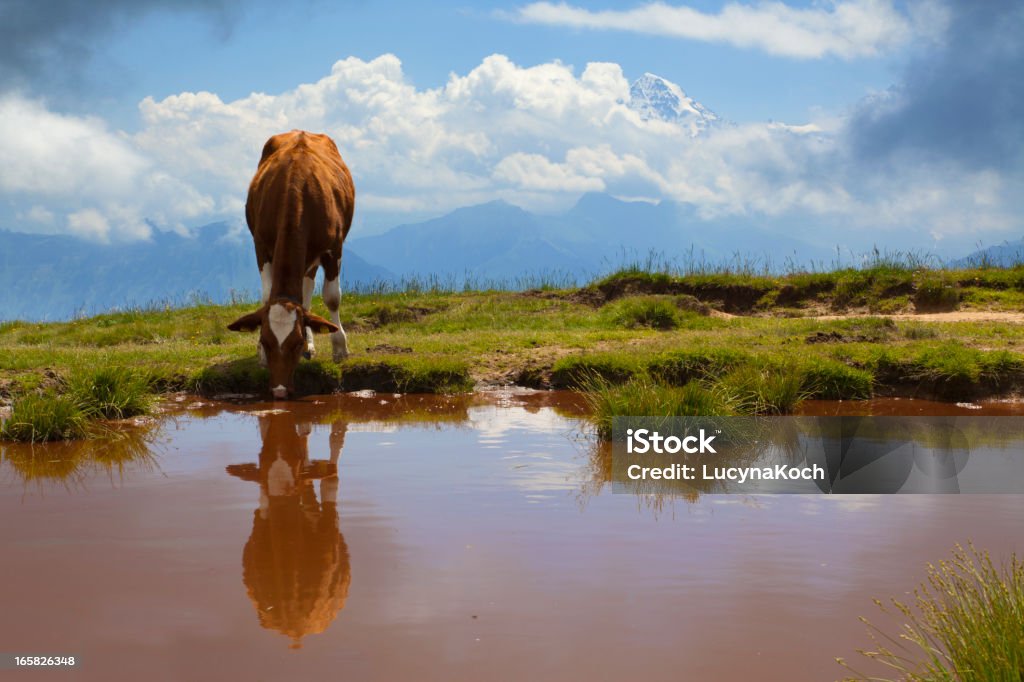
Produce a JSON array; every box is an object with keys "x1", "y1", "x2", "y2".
[
  {"x1": 580, "y1": 373, "x2": 737, "y2": 441},
  {"x1": 67, "y1": 366, "x2": 152, "y2": 419},
  {"x1": 0, "y1": 393, "x2": 90, "y2": 442},
  {"x1": 602, "y1": 296, "x2": 683, "y2": 330},
  {"x1": 1, "y1": 367, "x2": 153, "y2": 442},
  {"x1": 717, "y1": 363, "x2": 808, "y2": 415},
  {"x1": 839, "y1": 543, "x2": 1024, "y2": 681}
]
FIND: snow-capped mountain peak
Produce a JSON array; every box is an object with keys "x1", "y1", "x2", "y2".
[{"x1": 628, "y1": 72, "x2": 717, "y2": 135}]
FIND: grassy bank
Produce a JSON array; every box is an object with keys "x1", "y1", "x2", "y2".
[{"x1": 4, "y1": 261, "x2": 1024, "y2": 440}]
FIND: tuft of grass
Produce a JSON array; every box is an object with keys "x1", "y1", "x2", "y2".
[
  {"x1": 801, "y1": 359, "x2": 874, "y2": 400},
  {"x1": 0, "y1": 393, "x2": 90, "y2": 442},
  {"x1": 581, "y1": 373, "x2": 736, "y2": 440},
  {"x1": 839, "y1": 544, "x2": 1024, "y2": 682},
  {"x1": 551, "y1": 353, "x2": 644, "y2": 389},
  {"x1": 0, "y1": 366, "x2": 155, "y2": 442},
  {"x1": 914, "y1": 274, "x2": 961, "y2": 312},
  {"x1": 68, "y1": 366, "x2": 153, "y2": 419},
  {"x1": 718, "y1": 364, "x2": 808, "y2": 415},
  {"x1": 190, "y1": 357, "x2": 268, "y2": 395},
  {"x1": 647, "y1": 348, "x2": 750, "y2": 384},
  {"x1": 902, "y1": 323, "x2": 940, "y2": 340},
  {"x1": 602, "y1": 296, "x2": 682, "y2": 330},
  {"x1": 340, "y1": 356, "x2": 473, "y2": 393},
  {"x1": 832, "y1": 267, "x2": 915, "y2": 311},
  {"x1": 361, "y1": 302, "x2": 419, "y2": 327}
]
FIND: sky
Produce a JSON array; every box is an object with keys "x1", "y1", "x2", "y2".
[{"x1": 0, "y1": 0, "x2": 1021, "y2": 256}]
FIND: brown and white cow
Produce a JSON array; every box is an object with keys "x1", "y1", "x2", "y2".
[{"x1": 228, "y1": 130, "x2": 355, "y2": 399}]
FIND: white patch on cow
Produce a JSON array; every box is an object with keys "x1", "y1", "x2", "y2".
[
  {"x1": 323, "y1": 272, "x2": 349, "y2": 361},
  {"x1": 268, "y1": 303, "x2": 296, "y2": 346},
  {"x1": 257, "y1": 342, "x2": 267, "y2": 367},
  {"x1": 322, "y1": 274, "x2": 340, "y2": 309},
  {"x1": 302, "y1": 275, "x2": 318, "y2": 357},
  {"x1": 267, "y1": 456, "x2": 294, "y2": 497},
  {"x1": 260, "y1": 263, "x2": 273, "y2": 304}
]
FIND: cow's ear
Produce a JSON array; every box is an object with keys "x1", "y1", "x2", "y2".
[
  {"x1": 227, "y1": 310, "x2": 264, "y2": 332},
  {"x1": 304, "y1": 312, "x2": 340, "y2": 334}
]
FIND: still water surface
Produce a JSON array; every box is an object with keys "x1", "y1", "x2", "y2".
[{"x1": 1, "y1": 392, "x2": 1022, "y2": 681}]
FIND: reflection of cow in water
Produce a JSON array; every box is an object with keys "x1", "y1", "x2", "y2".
[{"x1": 226, "y1": 411, "x2": 350, "y2": 648}]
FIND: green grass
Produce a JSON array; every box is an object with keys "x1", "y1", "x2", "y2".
[
  {"x1": 601, "y1": 296, "x2": 685, "y2": 330},
  {"x1": 68, "y1": 366, "x2": 153, "y2": 419},
  {"x1": 579, "y1": 260, "x2": 1024, "y2": 313},
  {"x1": 800, "y1": 359, "x2": 874, "y2": 400},
  {"x1": 580, "y1": 362, "x2": 810, "y2": 441},
  {"x1": 581, "y1": 374, "x2": 736, "y2": 440},
  {"x1": 914, "y1": 274, "x2": 961, "y2": 311},
  {"x1": 0, "y1": 367, "x2": 155, "y2": 442},
  {"x1": 839, "y1": 544, "x2": 1024, "y2": 682},
  {"x1": 717, "y1": 363, "x2": 808, "y2": 415},
  {"x1": 0, "y1": 393, "x2": 91, "y2": 442},
  {"x1": 6, "y1": 262, "x2": 1024, "y2": 441}
]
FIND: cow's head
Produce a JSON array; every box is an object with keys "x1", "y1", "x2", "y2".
[{"x1": 228, "y1": 299, "x2": 339, "y2": 399}]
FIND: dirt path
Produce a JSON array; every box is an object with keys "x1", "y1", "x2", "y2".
[
  {"x1": 810, "y1": 311, "x2": 1024, "y2": 323},
  {"x1": 709, "y1": 310, "x2": 1024, "y2": 323}
]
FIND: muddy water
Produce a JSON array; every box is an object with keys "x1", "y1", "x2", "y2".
[{"x1": 1, "y1": 393, "x2": 1022, "y2": 682}]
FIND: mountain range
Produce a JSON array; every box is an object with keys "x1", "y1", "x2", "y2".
[
  {"x1": 0, "y1": 192, "x2": 1016, "y2": 322},
  {"x1": 948, "y1": 239, "x2": 1024, "y2": 268},
  {"x1": 0, "y1": 192, "x2": 827, "y2": 321},
  {"x1": 348, "y1": 192, "x2": 818, "y2": 282},
  {"x1": 0, "y1": 224, "x2": 392, "y2": 321}
]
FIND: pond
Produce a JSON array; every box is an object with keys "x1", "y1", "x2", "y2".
[{"x1": 1, "y1": 392, "x2": 1022, "y2": 681}]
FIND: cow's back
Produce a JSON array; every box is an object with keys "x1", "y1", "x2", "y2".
[{"x1": 246, "y1": 131, "x2": 355, "y2": 263}]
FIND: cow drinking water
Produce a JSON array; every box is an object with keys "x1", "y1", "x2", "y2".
[{"x1": 228, "y1": 130, "x2": 356, "y2": 399}]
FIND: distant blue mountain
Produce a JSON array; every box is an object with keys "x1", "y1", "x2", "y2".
[
  {"x1": 349, "y1": 193, "x2": 820, "y2": 281},
  {"x1": 0, "y1": 224, "x2": 393, "y2": 321},
  {"x1": 949, "y1": 239, "x2": 1024, "y2": 268},
  {"x1": 7, "y1": 194, "x2": 1001, "y2": 323},
  {"x1": 349, "y1": 200, "x2": 593, "y2": 282}
]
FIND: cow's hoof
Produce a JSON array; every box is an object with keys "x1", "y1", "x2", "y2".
[
  {"x1": 303, "y1": 350, "x2": 312, "y2": 360},
  {"x1": 332, "y1": 351, "x2": 349, "y2": 363}
]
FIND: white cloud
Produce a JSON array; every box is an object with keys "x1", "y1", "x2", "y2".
[
  {"x1": 67, "y1": 208, "x2": 111, "y2": 242},
  {"x1": 507, "y1": 0, "x2": 915, "y2": 59},
  {"x1": 493, "y1": 152, "x2": 605, "y2": 192},
  {"x1": 66, "y1": 205, "x2": 151, "y2": 243},
  {"x1": 0, "y1": 94, "x2": 147, "y2": 197},
  {"x1": 0, "y1": 92, "x2": 208, "y2": 241},
  {"x1": 0, "y1": 50, "x2": 1018, "y2": 249},
  {"x1": 21, "y1": 205, "x2": 54, "y2": 224}
]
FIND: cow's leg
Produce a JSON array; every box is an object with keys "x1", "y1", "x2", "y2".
[
  {"x1": 322, "y1": 255, "x2": 349, "y2": 362},
  {"x1": 258, "y1": 260, "x2": 272, "y2": 367},
  {"x1": 302, "y1": 267, "x2": 317, "y2": 359},
  {"x1": 322, "y1": 421, "x2": 347, "y2": 505}
]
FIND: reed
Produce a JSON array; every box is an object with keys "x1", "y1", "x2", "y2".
[{"x1": 839, "y1": 544, "x2": 1024, "y2": 682}]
